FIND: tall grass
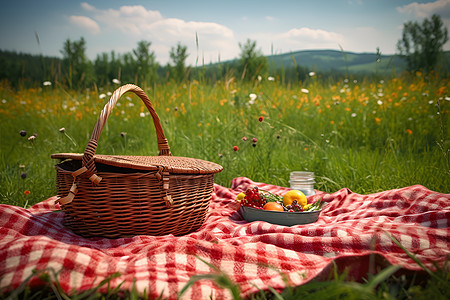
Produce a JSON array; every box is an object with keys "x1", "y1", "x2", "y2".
[{"x1": 1, "y1": 73, "x2": 448, "y2": 208}]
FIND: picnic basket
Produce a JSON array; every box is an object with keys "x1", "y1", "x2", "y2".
[{"x1": 51, "y1": 84, "x2": 223, "y2": 238}]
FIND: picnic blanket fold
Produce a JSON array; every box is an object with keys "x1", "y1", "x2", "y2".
[{"x1": 1, "y1": 177, "x2": 449, "y2": 299}]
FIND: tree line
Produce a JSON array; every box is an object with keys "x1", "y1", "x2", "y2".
[{"x1": 0, "y1": 14, "x2": 447, "y2": 89}]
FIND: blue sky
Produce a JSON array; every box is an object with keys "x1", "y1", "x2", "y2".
[{"x1": 1, "y1": 0, "x2": 449, "y2": 65}]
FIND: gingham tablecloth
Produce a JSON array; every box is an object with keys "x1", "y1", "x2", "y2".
[{"x1": 1, "y1": 177, "x2": 449, "y2": 299}]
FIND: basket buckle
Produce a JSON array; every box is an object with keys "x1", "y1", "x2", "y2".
[{"x1": 157, "y1": 167, "x2": 173, "y2": 208}]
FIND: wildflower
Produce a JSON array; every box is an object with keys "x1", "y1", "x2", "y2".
[
  {"x1": 445, "y1": 96, "x2": 450, "y2": 101},
  {"x1": 120, "y1": 132, "x2": 127, "y2": 137},
  {"x1": 174, "y1": 106, "x2": 178, "y2": 111},
  {"x1": 351, "y1": 113, "x2": 357, "y2": 118},
  {"x1": 28, "y1": 135, "x2": 36, "y2": 141},
  {"x1": 140, "y1": 112, "x2": 145, "y2": 117},
  {"x1": 406, "y1": 129, "x2": 412, "y2": 135},
  {"x1": 112, "y1": 78, "x2": 121, "y2": 84},
  {"x1": 218, "y1": 153, "x2": 223, "y2": 158},
  {"x1": 19, "y1": 164, "x2": 25, "y2": 168},
  {"x1": 375, "y1": 117, "x2": 382, "y2": 125},
  {"x1": 233, "y1": 146, "x2": 239, "y2": 151},
  {"x1": 258, "y1": 116, "x2": 264, "y2": 122},
  {"x1": 377, "y1": 100, "x2": 383, "y2": 105},
  {"x1": 19, "y1": 130, "x2": 26, "y2": 137},
  {"x1": 252, "y1": 137, "x2": 257, "y2": 143},
  {"x1": 301, "y1": 88, "x2": 309, "y2": 94},
  {"x1": 257, "y1": 75, "x2": 262, "y2": 81},
  {"x1": 1, "y1": 99, "x2": 6, "y2": 104},
  {"x1": 249, "y1": 93, "x2": 257, "y2": 101},
  {"x1": 24, "y1": 190, "x2": 30, "y2": 196},
  {"x1": 308, "y1": 72, "x2": 316, "y2": 77},
  {"x1": 242, "y1": 136, "x2": 248, "y2": 141},
  {"x1": 42, "y1": 81, "x2": 52, "y2": 86},
  {"x1": 59, "y1": 127, "x2": 65, "y2": 133},
  {"x1": 268, "y1": 76, "x2": 275, "y2": 81},
  {"x1": 107, "y1": 92, "x2": 112, "y2": 96},
  {"x1": 21, "y1": 172, "x2": 27, "y2": 179},
  {"x1": 99, "y1": 94, "x2": 106, "y2": 99}
]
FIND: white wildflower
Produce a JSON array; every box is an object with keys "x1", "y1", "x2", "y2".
[
  {"x1": 249, "y1": 93, "x2": 257, "y2": 105},
  {"x1": 268, "y1": 76, "x2": 275, "y2": 81},
  {"x1": 112, "y1": 78, "x2": 121, "y2": 84},
  {"x1": 377, "y1": 100, "x2": 383, "y2": 105},
  {"x1": 301, "y1": 88, "x2": 309, "y2": 94},
  {"x1": 351, "y1": 113, "x2": 357, "y2": 117},
  {"x1": 99, "y1": 93, "x2": 106, "y2": 99},
  {"x1": 308, "y1": 71, "x2": 316, "y2": 77},
  {"x1": 43, "y1": 81, "x2": 52, "y2": 86},
  {"x1": 140, "y1": 112, "x2": 145, "y2": 117}
]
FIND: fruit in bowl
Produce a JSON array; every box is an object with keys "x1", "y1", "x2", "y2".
[
  {"x1": 235, "y1": 186, "x2": 323, "y2": 212},
  {"x1": 236, "y1": 186, "x2": 324, "y2": 226}
]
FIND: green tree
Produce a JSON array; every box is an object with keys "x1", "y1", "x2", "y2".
[
  {"x1": 169, "y1": 42, "x2": 189, "y2": 82},
  {"x1": 132, "y1": 40, "x2": 157, "y2": 86},
  {"x1": 60, "y1": 37, "x2": 94, "y2": 89},
  {"x1": 238, "y1": 39, "x2": 268, "y2": 81},
  {"x1": 397, "y1": 14, "x2": 448, "y2": 73}
]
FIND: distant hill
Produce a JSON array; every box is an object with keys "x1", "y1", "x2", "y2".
[{"x1": 266, "y1": 49, "x2": 450, "y2": 75}]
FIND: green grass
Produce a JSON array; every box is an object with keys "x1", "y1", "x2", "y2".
[{"x1": 0, "y1": 74, "x2": 449, "y2": 298}]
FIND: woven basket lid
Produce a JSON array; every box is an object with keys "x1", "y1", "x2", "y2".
[{"x1": 51, "y1": 153, "x2": 223, "y2": 174}]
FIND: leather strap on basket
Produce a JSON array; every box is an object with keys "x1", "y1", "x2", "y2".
[
  {"x1": 57, "y1": 166, "x2": 88, "y2": 205},
  {"x1": 82, "y1": 84, "x2": 172, "y2": 183}
]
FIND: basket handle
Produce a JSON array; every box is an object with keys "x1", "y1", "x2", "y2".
[{"x1": 82, "y1": 84, "x2": 172, "y2": 182}]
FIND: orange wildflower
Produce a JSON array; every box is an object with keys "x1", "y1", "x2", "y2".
[
  {"x1": 406, "y1": 129, "x2": 412, "y2": 135},
  {"x1": 24, "y1": 190, "x2": 30, "y2": 196}
]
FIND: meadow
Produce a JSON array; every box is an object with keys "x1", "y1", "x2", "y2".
[
  {"x1": 1, "y1": 73, "x2": 448, "y2": 208},
  {"x1": 0, "y1": 73, "x2": 449, "y2": 298}
]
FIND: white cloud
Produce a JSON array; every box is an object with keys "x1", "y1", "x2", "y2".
[
  {"x1": 81, "y1": 2, "x2": 96, "y2": 12},
  {"x1": 275, "y1": 27, "x2": 346, "y2": 50},
  {"x1": 77, "y1": 3, "x2": 237, "y2": 65},
  {"x1": 69, "y1": 16, "x2": 100, "y2": 35},
  {"x1": 265, "y1": 16, "x2": 275, "y2": 21},
  {"x1": 397, "y1": 0, "x2": 450, "y2": 19}
]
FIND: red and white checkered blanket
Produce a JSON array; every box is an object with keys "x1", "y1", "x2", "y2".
[{"x1": 1, "y1": 177, "x2": 449, "y2": 299}]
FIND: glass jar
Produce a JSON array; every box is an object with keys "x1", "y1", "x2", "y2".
[{"x1": 289, "y1": 171, "x2": 315, "y2": 196}]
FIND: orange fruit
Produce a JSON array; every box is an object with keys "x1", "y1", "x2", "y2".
[
  {"x1": 283, "y1": 190, "x2": 307, "y2": 208},
  {"x1": 263, "y1": 202, "x2": 284, "y2": 211}
]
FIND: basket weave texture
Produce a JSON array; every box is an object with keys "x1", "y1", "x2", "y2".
[{"x1": 52, "y1": 84, "x2": 222, "y2": 238}]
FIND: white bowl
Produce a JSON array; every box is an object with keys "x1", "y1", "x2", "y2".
[{"x1": 239, "y1": 205, "x2": 322, "y2": 226}]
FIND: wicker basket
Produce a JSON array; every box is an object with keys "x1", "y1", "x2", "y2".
[{"x1": 51, "y1": 84, "x2": 223, "y2": 238}]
